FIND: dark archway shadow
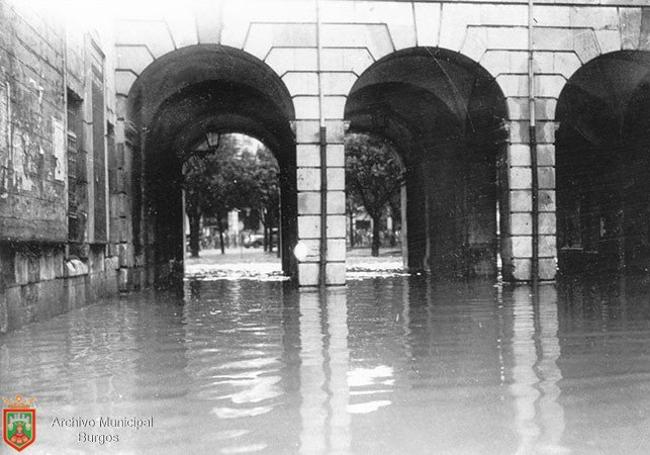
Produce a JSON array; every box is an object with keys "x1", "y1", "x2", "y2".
[
  {"x1": 125, "y1": 45, "x2": 297, "y2": 288},
  {"x1": 556, "y1": 51, "x2": 650, "y2": 278},
  {"x1": 344, "y1": 47, "x2": 509, "y2": 279}
]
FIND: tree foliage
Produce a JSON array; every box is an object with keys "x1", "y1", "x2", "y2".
[
  {"x1": 345, "y1": 133, "x2": 404, "y2": 255},
  {"x1": 182, "y1": 134, "x2": 280, "y2": 256}
]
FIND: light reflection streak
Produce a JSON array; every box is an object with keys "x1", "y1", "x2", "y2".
[
  {"x1": 510, "y1": 286, "x2": 541, "y2": 454},
  {"x1": 327, "y1": 289, "x2": 351, "y2": 453},
  {"x1": 401, "y1": 276, "x2": 413, "y2": 359},
  {"x1": 298, "y1": 290, "x2": 351, "y2": 454},
  {"x1": 347, "y1": 365, "x2": 394, "y2": 415},
  {"x1": 298, "y1": 292, "x2": 327, "y2": 454},
  {"x1": 509, "y1": 285, "x2": 569, "y2": 455},
  {"x1": 536, "y1": 286, "x2": 569, "y2": 455}
]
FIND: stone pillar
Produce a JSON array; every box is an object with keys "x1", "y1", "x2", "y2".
[
  {"x1": 281, "y1": 32, "x2": 352, "y2": 286},
  {"x1": 536, "y1": 122, "x2": 558, "y2": 281},
  {"x1": 505, "y1": 124, "x2": 535, "y2": 281},
  {"x1": 111, "y1": 118, "x2": 137, "y2": 291},
  {"x1": 295, "y1": 120, "x2": 347, "y2": 286},
  {"x1": 504, "y1": 118, "x2": 558, "y2": 282}
]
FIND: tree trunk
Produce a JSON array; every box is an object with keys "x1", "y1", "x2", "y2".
[
  {"x1": 189, "y1": 213, "x2": 201, "y2": 258},
  {"x1": 349, "y1": 211, "x2": 355, "y2": 248},
  {"x1": 217, "y1": 216, "x2": 225, "y2": 254},
  {"x1": 263, "y1": 215, "x2": 269, "y2": 252},
  {"x1": 265, "y1": 210, "x2": 272, "y2": 253},
  {"x1": 371, "y1": 215, "x2": 381, "y2": 257}
]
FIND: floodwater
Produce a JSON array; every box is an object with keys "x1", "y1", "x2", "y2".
[{"x1": 2, "y1": 273, "x2": 650, "y2": 454}]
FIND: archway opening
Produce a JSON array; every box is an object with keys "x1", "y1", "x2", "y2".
[
  {"x1": 344, "y1": 48, "x2": 508, "y2": 278},
  {"x1": 345, "y1": 132, "x2": 404, "y2": 264},
  {"x1": 126, "y1": 45, "x2": 296, "y2": 285},
  {"x1": 182, "y1": 133, "x2": 283, "y2": 279},
  {"x1": 556, "y1": 51, "x2": 650, "y2": 276}
]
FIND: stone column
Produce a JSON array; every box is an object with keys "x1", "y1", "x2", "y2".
[
  {"x1": 504, "y1": 118, "x2": 558, "y2": 282},
  {"x1": 295, "y1": 120, "x2": 347, "y2": 286},
  {"x1": 536, "y1": 122, "x2": 558, "y2": 281},
  {"x1": 280, "y1": 30, "x2": 352, "y2": 287},
  {"x1": 111, "y1": 119, "x2": 136, "y2": 290},
  {"x1": 505, "y1": 125, "x2": 535, "y2": 281}
]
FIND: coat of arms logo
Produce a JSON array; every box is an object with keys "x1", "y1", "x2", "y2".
[{"x1": 2, "y1": 395, "x2": 36, "y2": 452}]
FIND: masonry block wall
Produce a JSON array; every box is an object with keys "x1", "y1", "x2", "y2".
[
  {"x1": 0, "y1": 1, "x2": 119, "y2": 333},
  {"x1": 112, "y1": 0, "x2": 650, "y2": 286},
  {"x1": 295, "y1": 121, "x2": 347, "y2": 286}
]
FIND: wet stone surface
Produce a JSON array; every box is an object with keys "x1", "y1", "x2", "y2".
[{"x1": 1, "y1": 274, "x2": 650, "y2": 454}]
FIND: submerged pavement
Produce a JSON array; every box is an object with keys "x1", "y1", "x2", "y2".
[{"x1": 1, "y1": 259, "x2": 650, "y2": 454}]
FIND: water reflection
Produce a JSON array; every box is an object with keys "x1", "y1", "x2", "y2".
[
  {"x1": 298, "y1": 290, "x2": 351, "y2": 454},
  {"x1": 508, "y1": 287, "x2": 541, "y2": 454},
  {"x1": 535, "y1": 287, "x2": 566, "y2": 455},
  {"x1": 1, "y1": 276, "x2": 650, "y2": 453},
  {"x1": 505, "y1": 286, "x2": 567, "y2": 455},
  {"x1": 298, "y1": 291, "x2": 328, "y2": 454}
]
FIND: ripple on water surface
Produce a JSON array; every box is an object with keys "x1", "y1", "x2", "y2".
[{"x1": 2, "y1": 276, "x2": 650, "y2": 454}]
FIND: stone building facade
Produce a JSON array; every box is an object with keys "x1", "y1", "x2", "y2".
[{"x1": 0, "y1": 1, "x2": 119, "y2": 332}]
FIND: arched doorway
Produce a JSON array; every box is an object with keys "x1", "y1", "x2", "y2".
[
  {"x1": 126, "y1": 45, "x2": 297, "y2": 285},
  {"x1": 556, "y1": 51, "x2": 650, "y2": 276},
  {"x1": 344, "y1": 48, "x2": 509, "y2": 278}
]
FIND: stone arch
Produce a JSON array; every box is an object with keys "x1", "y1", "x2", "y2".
[
  {"x1": 124, "y1": 44, "x2": 298, "y2": 285},
  {"x1": 555, "y1": 50, "x2": 650, "y2": 276},
  {"x1": 126, "y1": 44, "x2": 294, "y2": 128},
  {"x1": 344, "y1": 47, "x2": 510, "y2": 278},
  {"x1": 333, "y1": 39, "x2": 510, "y2": 101}
]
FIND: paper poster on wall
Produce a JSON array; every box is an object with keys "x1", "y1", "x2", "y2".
[
  {"x1": 52, "y1": 118, "x2": 65, "y2": 181},
  {"x1": 0, "y1": 82, "x2": 8, "y2": 197},
  {"x1": 0, "y1": 82, "x2": 8, "y2": 161}
]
